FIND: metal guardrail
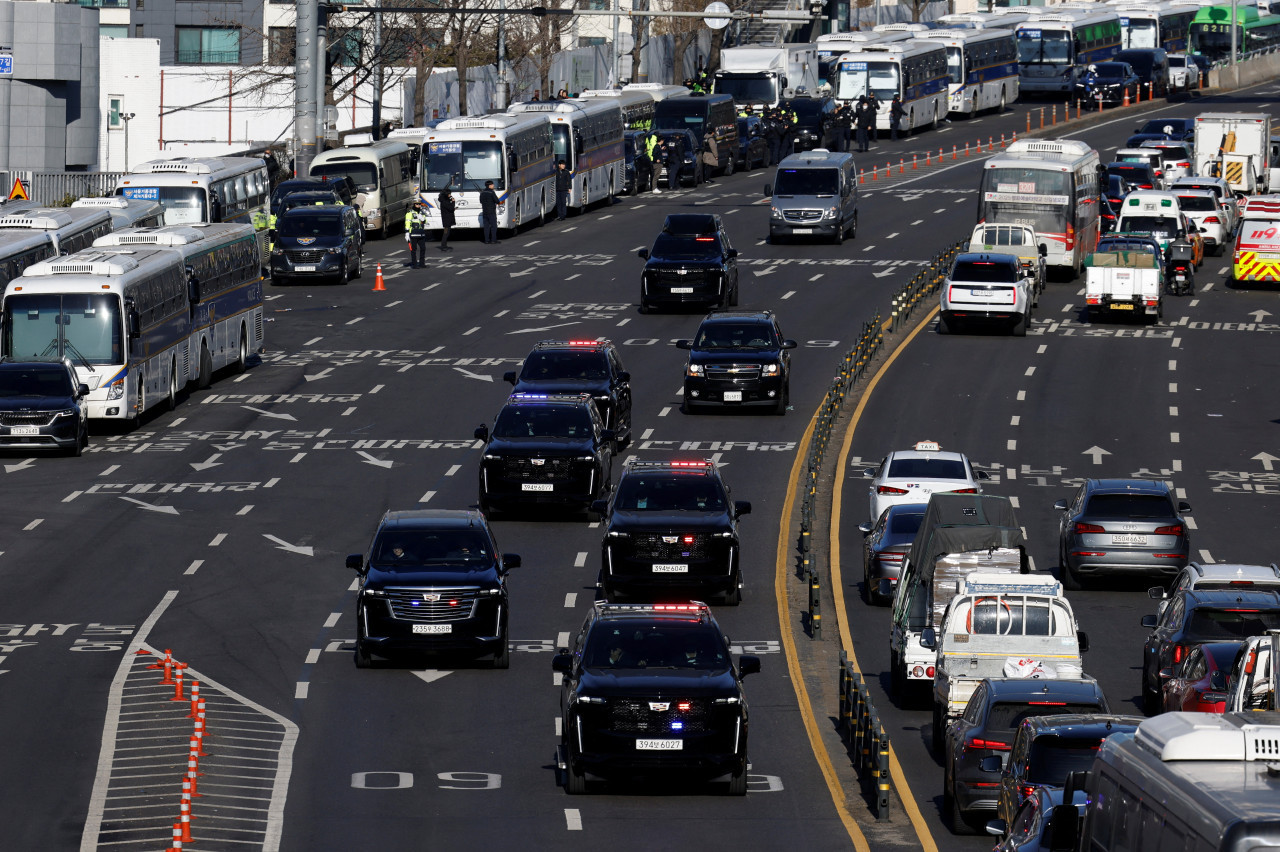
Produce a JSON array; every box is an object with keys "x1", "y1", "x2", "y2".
[
  {"x1": 0, "y1": 171, "x2": 125, "y2": 206},
  {"x1": 839, "y1": 650, "x2": 891, "y2": 820}
]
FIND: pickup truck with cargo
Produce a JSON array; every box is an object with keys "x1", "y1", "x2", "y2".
[{"x1": 1083, "y1": 238, "x2": 1165, "y2": 322}]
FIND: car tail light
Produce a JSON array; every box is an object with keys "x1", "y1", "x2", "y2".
[
  {"x1": 1205, "y1": 216, "x2": 1221, "y2": 224},
  {"x1": 926, "y1": 665, "x2": 935, "y2": 678},
  {"x1": 1154, "y1": 524, "x2": 1183, "y2": 535},
  {"x1": 1086, "y1": 296, "x2": 1101, "y2": 305},
  {"x1": 1073, "y1": 551, "x2": 1106, "y2": 557},
  {"x1": 1066, "y1": 222, "x2": 1075, "y2": 251},
  {"x1": 877, "y1": 485, "x2": 908, "y2": 495},
  {"x1": 1027, "y1": 701, "x2": 1067, "y2": 705},
  {"x1": 1019, "y1": 784, "x2": 1036, "y2": 801},
  {"x1": 1140, "y1": 184, "x2": 1154, "y2": 190},
  {"x1": 1144, "y1": 299, "x2": 1159, "y2": 307},
  {"x1": 950, "y1": 488, "x2": 979, "y2": 494},
  {"x1": 1172, "y1": 644, "x2": 1186, "y2": 664},
  {"x1": 1075, "y1": 522, "x2": 1105, "y2": 534},
  {"x1": 969, "y1": 737, "x2": 1012, "y2": 751},
  {"x1": 1177, "y1": 162, "x2": 1190, "y2": 169}
]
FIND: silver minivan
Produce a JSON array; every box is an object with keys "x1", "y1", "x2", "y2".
[{"x1": 764, "y1": 150, "x2": 858, "y2": 244}]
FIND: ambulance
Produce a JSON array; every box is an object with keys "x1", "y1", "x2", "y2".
[{"x1": 1232, "y1": 195, "x2": 1280, "y2": 283}]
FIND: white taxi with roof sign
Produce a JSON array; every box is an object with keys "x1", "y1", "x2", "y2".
[{"x1": 863, "y1": 441, "x2": 990, "y2": 523}]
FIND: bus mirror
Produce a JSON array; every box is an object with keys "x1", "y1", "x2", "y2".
[
  {"x1": 508, "y1": 150, "x2": 519, "y2": 174},
  {"x1": 574, "y1": 130, "x2": 584, "y2": 156},
  {"x1": 127, "y1": 307, "x2": 141, "y2": 339},
  {"x1": 210, "y1": 196, "x2": 223, "y2": 222}
]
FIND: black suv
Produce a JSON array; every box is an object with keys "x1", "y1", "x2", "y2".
[
  {"x1": 676, "y1": 309, "x2": 796, "y2": 415},
  {"x1": 346, "y1": 509, "x2": 520, "y2": 668},
  {"x1": 504, "y1": 339, "x2": 632, "y2": 447},
  {"x1": 270, "y1": 176, "x2": 356, "y2": 215},
  {"x1": 270, "y1": 205, "x2": 364, "y2": 284},
  {"x1": 552, "y1": 601, "x2": 761, "y2": 794},
  {"x1": 474, "y1": 393, "x2": 615, "y2": 515},
  {"x1": 657, "y1": 129, "x2": 702, "y2": 188},
  {"x1": 593, "y1": 459, "x2": 750, "y2": 604},
  {"x1": 779, "y1": 95, "x2": 841, "y2": 153},
  {"x1": 637, "y1": 214, "x2": 739, "y2": 313},
  {"x1": 0, "y1": 360, "x2": 89, "y2": 456},
  {"x1": 1139, "y1": 587, "x2": 1280, "y2": 714}
]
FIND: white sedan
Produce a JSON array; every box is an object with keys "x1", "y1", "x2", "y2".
[{"x1": 864, "y1": 441, "x2": 990, "y2": 522}]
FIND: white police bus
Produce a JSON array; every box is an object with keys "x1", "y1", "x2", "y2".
[
  {"x1": 310, "y1": 138, "x2": 415, "y2": 239},
  {"x1": 834, "y1": 41, "x2": 950, "y2": 132},
  {"x1": 916, "y1": 27, "x2": 1020, "y2": 117},
  {"x1": 0, "y1": 231, "x2": 56, "y2": 289},
  {"x1": 0, "y1": 207, "x2": 114, "y2": 255},
  {"x1": 72, "y1": 196, "x2": 165, "y2": 230},
  {"x1": 815, "y1": 30, "x2": 912, "y2": 89},
  {"x1": 507, "y1": 98, "x2": 626, "y2": 213},
  {"x1": 1116, "y1": 2, "x2": 1199, "y2": 52}
]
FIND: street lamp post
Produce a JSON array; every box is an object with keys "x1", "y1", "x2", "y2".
[{"x1": 121, "y1": 112, "x2": 136, "y2": 172}]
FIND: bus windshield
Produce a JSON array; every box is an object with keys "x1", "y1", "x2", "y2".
[
  {"x1": 836, "y1": 61, "x2": 900, "y2": 101},
  {"x1": 550, "y1": 125, "x2": 572, "y2": 167},
  {"x1": 311, "y1": 162, "x2": 378, "y2": 192},
  {"x1": 715, "y1": 74, "x2": 778, "y2": 105},
  {"x1": 1017, "y1": 29, "x2": 1072, "y2": 65},
  {"x1": 980, "y1": 166, "x2": 1073, "y2": 235},
  {"x1": 424, "y1": 141, "x2": 504, "y2": 192},
  {"x1": 3, "y1": 293, "x2": 123, "y2": 366},
  {"x1": 1189, "y1": 25, "x2": 1236, "y2": 62},
  {"x1": 1122, "y1": 18, "x2": 1158, "y2": 48},
  {"x1": 120, "y1": 186, "x2": 206, "y2": 225}
]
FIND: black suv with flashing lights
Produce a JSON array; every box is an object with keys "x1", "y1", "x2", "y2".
[
  {"x1": 504, "y1": 339, "x2": 633, "y2": 448},
  {"x1": 346, "y1": 509, "x2": 520, "y2": 669},
  {"x1": 677, "y1": 309, "x2": 796, "y2": 415},
  {"x1": 593, "y1": 459, "x2": 750, "y2": 605},
  {"x1": 637, "y1": 214, "x2": 739, "y2": 313},
  {"x1": 552, "y1": 601, "x2": 761, "y2": 795},
  {"x1": 475, "y1": 393, "x2": 615, "y2": 515}
]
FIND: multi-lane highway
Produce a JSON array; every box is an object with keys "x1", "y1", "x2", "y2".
[{"x1": 1, "y1": 78, "x2": 1277, "y2": 851}]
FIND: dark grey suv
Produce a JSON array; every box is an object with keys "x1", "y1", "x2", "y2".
[
  {"x1": 1054, "y1": 479, "x2": 1191, "y2": 590},
  {"x1": 0, "y1": 360, "x2": 89, "y2": 456}
]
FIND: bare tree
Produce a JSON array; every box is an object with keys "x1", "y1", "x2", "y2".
[
  {"x1": 653, "y1": 0, "x2": 709, "y2": 83},
  {"x1": 504, "y1": 0, "x2": 578, "y2": 99}
]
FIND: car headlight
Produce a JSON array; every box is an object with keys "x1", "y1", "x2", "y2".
[
  {"x1": 577, "y1": 455, "x2": 596, "y2": 462},
  {"x1": 607, "y1": 530, "x2": 630, "y2": 538},
  {"x1": 362, "y1": 588, "x2": 387, "y2": 597},
  {"x1": 53, "y1": 408, "x2": 78, "y2": 419},
  {"x1": 823, "y1": 206, "x2": 838, "y2": 219},
  {"x1": 763, "y1": 363, "x2": 780, "y2": 375},
  {"x1": 770, "y1": 206, "x2": 782, "y2": 218},
  {"x1": 270, "y1": 248, "x2": 284, "y2": 257},
  {"x1": 684, "y1": 156, "x2": 694, "y2": 164},
  {"x1": 572, "y1": 694, "x2": 606, "y2": 705},
  {"x1": 483, "y1": 453, "x2": 500, "y2": 460},
  {"x1": 687, "y1": 363, "x2": 703, "y2": 376},
  {"x1": 106, "y1": 377, "x2": 124, "y2": 401},
  {"x1": 327, "y1": 247, "x2": 344, "y2": 255}
]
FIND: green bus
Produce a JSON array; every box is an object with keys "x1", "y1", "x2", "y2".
[{"x1": 1188, "y1": 4, "x2": 1280, "y2": 63}]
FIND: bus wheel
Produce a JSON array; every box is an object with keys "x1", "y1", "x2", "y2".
[
  {"x1": 999, "y1": 88, "x2": 1007, "y2": 113},
  {"x1": 167, "y1": 360, "x2": 178, "y2": 411},
  {"x1": 197, "y1": 342, "x2": 213, "y2": 390},
  {"x1": 235, "y1": 327, "x2": 248, "y2": 374}
]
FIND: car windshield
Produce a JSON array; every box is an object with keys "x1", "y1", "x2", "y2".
[
  {"x1": 1108, "y1": 165, "x2": 1154, "y2": 183},
  {"x1": 887, "y1": 510, "x2": 926, "y2": 537},
  {"x1": 1119, "y1": 215, "x2": 1179, "y2": 237},
  {"x1": 987, "y1": 702, "x2": 1103, "y2": 729},
  {"x1": 1176, "y1": 194, "x2": 1217, "y2": 212},
  {"x1": 278, "y1": 212, "x2": 342, "y2": 237},
  {"x1": 371, "y1": 529, "x2": 492, "y2": 568},
  {"x1": 694, "y1": 323, "x2": 777, "y2": 349},
  {"x1": 0, "y1": 366, "x2": 72, "y2": 397},
  {"x1": 1150, "y1": 146, "x2": 1189, "y2": 163},
  {"x1": 1026, "y1": 736, "x2": 1107, "y2": 784},
  {"x1": 785, "y1": 99, "x2": 827, "y2": 120},
  {"x1": 520, "y1": 351, "x2": 609, "y2": 381},
  {"x1": 1186, "y1": 608, "x2": 1280, "y2": 641},
  {"x1": 613, "y1": 473, "x2": 727, "y2": 512},
  {"x1": 585, "y1": 622, "x2": 729, "y2": 670},
  {"x1": 1084, "y1": 493, "x2": 1174, "y2": 518},
  {"x1": 952, "y1": 260, "x2": 1018, "y2": 283},
  {"x1": 1095, "y1": 64, "x2": 1130, "y2": 81},
  {"x1": 492, "y1": 404, "x2": 593, "y2": 439},
  {"x1": 651, "y1": 233, "x2": 722, "y2": 259},
  {"x1": 1168, "y1": 57, "x2": 1187, "y2": 68},
  {"x1": 774, "y1": 169, "x2": 839, "y2": 196},
  {"x1": 311, "y1": 162, "x2": 378, "y2": 192},
  {"x1": 886, "y1": 457, "x2": 968, "y2": 480}
]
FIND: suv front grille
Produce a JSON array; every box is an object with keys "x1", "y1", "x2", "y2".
[
  {"x1": 0, "y1": 412, "x2": 56, "y2": 427},
  {"x1": 384, "y1": 588, "x2": 480, "y2": 622},
  {"x1": 704, "y1": 364, "x2": 762, "y2": 381},
  {"x1": 500, "y1": 457, "x2": 576, "y2": 480},
  {"x1": 782, "y1": 209, "x2": 822, "y2": 222},
  {"x1": 652, "y1": 269, "x2": 716, "y2": 287},
  {"x1": 608, "y1": 698, "x2": 713, "y2": 734},
  {"x1": 286, "y1": 249, "x2": 326, "y2": 263},
  {"x1": 632, "y1": 533, "x2": 710, "y2": 560}
]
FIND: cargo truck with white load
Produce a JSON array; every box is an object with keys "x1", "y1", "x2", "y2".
[
  {"x1": 713, "y1": 45, "x2": 819, "y2": 110},
  {"x1": 922, "y1": 572, "x2": 1090, "y2": 745},
  {"x1": 887, "y1": 493, "x2": 1028, "y2": 698},
  {"x1": 1193, "y1": 112, "x2": 1279, "y2": 196},
  {"x1": 1083, "y1": 236, "x2": 1166, "y2": 322}
]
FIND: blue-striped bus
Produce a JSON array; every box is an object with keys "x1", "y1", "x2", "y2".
[
  {"x1": 0, "y1": 207, "x2": 115, "y2": 256},
  {"x1": 507, "y1": 98, "x2": 626, "y2": 212},
  {"x1": 94, "y1": 223, "x2": 264, "y2": 389},
  {"x1": 1016, "y1": 11, "x2": 1123, "y2": 95},
  {"x1": 835, "y1": 41, "x2": 950, "y2": 132},
  {"x1": 916, "y1": 28, "x2": 1020, "y2": 117},
  {"x1": 1116, "y1": 3, "x2": 1199, "y2": 52},
  {"x1": 0, "y1": 231, "x2": 56, "y2": 289}
]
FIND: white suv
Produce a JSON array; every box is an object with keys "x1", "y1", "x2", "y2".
[{"x1": 939, "y1": 252, "x2": 1035, "y2": 337}]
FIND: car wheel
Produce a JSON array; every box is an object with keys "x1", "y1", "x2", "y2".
[
  {"x1": 862, "y1": 557, "x2": 872, "y2": 604},
  {"x1": 727, "y1": 762, "x2": 748, "y2": 796},
  {"x1": 565, "y1": 747, "x2": 589, "y2": 795},
  {"x1": 491, "y1": 627, "x2": 510, "y2": 670},
  {"x1": 1143, "y1": 681, "x2": 1161, "y2": 716},
  {"x1": 1061, "y1": 546, "x2": 1082, "y2": 591},
  {"x1": 890, "y1": 654, "x2": 905, "y2": 699},
  {"x1": 1011, "y1": 312, "x2": 1027, "y2": 337},
  {"x1": 352, "y1": 252, "x2": 363, "y2": 280},
  {"x1": 338, "y1": 261, "x2": 349, "y2": 286},
  {"x1": 724, "y1": 154, "x2": 735, "y2": 177},
  {"x1": 638, "y1": 301, "x2": 650, "y2": 315},
  {"x1": 729, "y1": 282, "x2": 739, "y2": 307},
  {"x1": 937, "y1": 314, "x2": 952, "y2": 335},
  {"x1": 833, "y1": 223, "x2": 844, "y2": 246},
  {"x1": 774, "y1": 388, "x2": 787, "y2": 416},
  {"x1": 354, "y1": 627, "x2": 374, "y2": 669},
  {"x1": 196, "y1": 342, "x2": 213, "y2": 390},
  {"x1": 723, "y1": 574, "x2": 742, "y2": 606},
  {"x1": 948, "y1": 777, "x2": 975, "y2": 835}
]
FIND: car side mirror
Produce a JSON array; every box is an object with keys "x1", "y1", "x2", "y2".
[
  {"x1": 986, "y1": 819, "x2": 1008, "y2": 838},
  {"x1": 474, "y1": 423, "x2": 489, "y2": 441},
  {"x1": 979, "y1": 755, "x2": 1005, "y2": 773},
  {"x1": 734, "y1": 500, "x2": 752, "y2": 518},
  {"x1": 976, "y1": 470, "x2": 991, "y2": 481},
  {"x1": 1077, "y1": 631, "x2": 1089, "y2": 652},
  {"x1": 675, "y1": 339, "x2": 692, "y2": 350},
  {"x1": 727, "y1": 248, "x2": 739, "y2": 259},
  {"x1": 858, "y1": 522, "x2": 873, "y2": 535},
  {"x1": 764, "y1": 184, "x2": 772, "y2": 197},
  {"x1": 739, "y1": 654, "x2": 761, "y2": 677},
  {"x1": 502, "y1": 553, "x2": 521, "y2": 570},
  {"x1": 503, "y1": 370, "x2": 517, "y2": 385},
  {"x1": 346, "y1": 553, "x2": 364, "y2": 571},
  {"x1": 1141, "y1": 614, "x2": 1158, "y2": 629},
  {"x1": 552, "y1": 653, "x2": 573, "y2": 674},
  {"x1": 590, "y1": 499, "x2": 608, "y2": 516},
  {"x1": 617, "y1": 371, "x2": 630, "y2": 383},
  {"x1": 1053, "y1": 499, "x2": 1069, "y2": 511},
  {"x1": 1148, "y1": 586, "x2": 1167, "y2": 600},
  {"x1": 76, "y1": 383, "x2": 89, "y2": 399},
  {"x1": 920, "y1": 627, "x2": 937, "y2": 650},
  {"x1": 637, "y1": 248, "x2": 649, "y2": 260},
  {"x1": 863, "y1": 467, "x2": 876, "y2": 479},
  {"x1": 782, "y1": 339, "x2": 798, "y2": 349},
  {"x1": 1178, "y1": 501, "x2": 1192, "y2": 513}
]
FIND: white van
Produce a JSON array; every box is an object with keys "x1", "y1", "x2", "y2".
[{"x1": 1114, "y1": 190, "x2": 1194, "y2": 250}]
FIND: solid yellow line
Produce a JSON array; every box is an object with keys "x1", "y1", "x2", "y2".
[
  {"x1": 775, "y1": 405, "x2": 872, "y2": 852},
  {"x1": 829, "y1": 304, "x2": 941, "y2": 852}
]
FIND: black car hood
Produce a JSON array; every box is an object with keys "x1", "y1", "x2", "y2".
[
  {"x1": 578, "y1": 666, "x2": 739, "y2": 696},
  {"x1": 513, "y1": 378, "x2": 612, "y2": 397},
  {"x1": 364, "y1": 564, "x2": 501, "y2": 589},
  {"x1": 608, "y1": 509, "x2": 732, "y2": 531},
  {"x1": 0, "y1": 395, "x2": 75, "y2": 412},
  {"x1": 487, "y1": 436, "x2": 595, "y2": 455},
  {"x1": 688, "y1": 349, "x2": 779, "y2": 366},
  {"x1": 279, "y1": 233, "x2": 343, "y2": 249}
]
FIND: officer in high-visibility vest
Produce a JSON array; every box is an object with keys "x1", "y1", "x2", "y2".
[{"x1": 643, "y1": 133, "x2": 660, "y2": 193}]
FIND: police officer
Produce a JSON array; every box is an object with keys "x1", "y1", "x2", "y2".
[
  {"x1": 437, "y1": 181, "x2": 456, "y2": 252},
  {"x1": 855, "y1": 96, "x2": 873, "y2": 153},
  {"x1": 866, "y1": 92, "x2": 880, "y2": 142},
  {"x1": 835, "y1": 102, "x2": 853, "y2": 153},
  {"x1": 479, "y1": 180, "x2": 500, "y2": 245},
  {"x1": 665, "y1": 135, "x2": 683, "y2": 189},
  {"x1": 554, "y1": 160, "x2": 572, "y2": 220},
  {"x1": 405, "y1": 201, "x2": 429, "y2": 267},
  {"x1": 889, "y1": 94, "x2": 906, "y2": 141},
  {"x1": 764, "y1": 110, "x2": 782, "y2": 165}
]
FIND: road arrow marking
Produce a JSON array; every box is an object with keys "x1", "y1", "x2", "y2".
[
  {"x1": 189, "y1": 453, "x2": 223, "y2": 472},
  {"x1": 3, "y1": 458, "x2": 35, "y2": 474},
  {"x1": 119, "y1": 496, "x2": 180, "y2": 515},
  {"x1": 213, "y1": 443, "x2": 244, "y2": 452},
  {"x1": 453, "y1": 367, "x2": 493, "y2": 382},
  {"x1": 263, "y1": 534, "x2": 313, "y2": 556},
  {"x1": 303, "y1": 367, "x2": 334, "y2": 382},
  {"x1": 357, "y1": 451, "x2": 394, "y2": 469},
  {"x1": 411, "y1": 669, "x2": 453, "y2": 684},
  {"x1": 510, "y1": 267, "x2": 537, "y2": 277},
  {"x1": 508, "y1": 321, "x2": 580, "y2": 334},
  {"x1": 1253, "y1": 452, "x2": 1280, "y2": 471},
  {"x1": 873, "y1": 269, "x2": 895, "y2": 278},
  {"x1": 1249, "y1": 309, "x2": 1272, "y2": 322},
  {"x1": 241, "y1": 406, "x2": 297, "y2": 421},
  {"x1": 753, "y1": 266, "x2": 779, "y2": 277},
  {"x1": 1083, "y1": 445, "x2": 1111, "y2": 465}
]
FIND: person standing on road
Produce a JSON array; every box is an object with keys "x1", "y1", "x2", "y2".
[
  {"x1": 554, "y1": 160, "x2": 572, "y2": 220},
  {"x1": 405, "y1": 201, "x2": 429, "y2": 267},
  {"x1": 437, "y1": 181, "x2": 456, "y2": 251},
  {"x1": 701, "y1": 134, "x2": 719, "y2": 186},
  {"x1": 855, "y1": 96, "x2": 872, "y2": 153},
  {"x1": 764, "y1": 111, "x2": 782, "y2": 165},
  {"x1": 665, "y1": 137, "x2": 682, "y2": 190},
  {"x1": 866, "y1": 91, "x2": 880, "y2": 143},
  {"x1": 889, "y1": 94, "x2": 906, "y2": 141},
  {"x1": 479, "y1": 180, "x2": 500, "y2": 245}
]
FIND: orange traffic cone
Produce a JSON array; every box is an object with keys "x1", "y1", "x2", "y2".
[
  {"x1": 1123, "y1": 88, "x2": 1130, "y2": 107},
  {"x1": 372, "y1": 263, "x2": 386, "y2": 292}
]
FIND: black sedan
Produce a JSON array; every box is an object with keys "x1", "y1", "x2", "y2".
[
  {"x1": 858, "y1": 502, "x2": 926, "y2": 605},
  {"x1": 1102, "y1": 174, "x2": 1135, "y2": 233},
  {"x1": 736, "y1": 116, "x2": 771, "y2": 171},
  {"x1": 1075, "y1": 62, "x2": 1139, "y2": 107}
]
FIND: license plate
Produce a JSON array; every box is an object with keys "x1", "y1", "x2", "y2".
[
  {"x1": 636, "y1": 739, "x2": 684, "y2": 751},
  {"x1": 1112, "y1": 534, "x2": 1148, "y2": 545},
  {"x1": 1259, "y1": 253, "x2": 1280, "y2": 260},
  {"x1": 653, "y1": 564, "x2": 689, "y2": 573},
  {"x1": 9, "y1": 426, "x2": 38, "y2": 436},
  {"x1": 412, "y1": 624, "x2": 451, "y2": 634},
  {"x1": 723, "y1": 391, "x2": 743, "y2": 402},
  {"x1": 670, "y1": 287, "x2": 694, "y2": 294},
  {"x1": 968, "y1": 288, "x2": 996, "y2": 298},
  {"x1": 294, "y1": 265, "x2": 316, "y2": 272},
  {"x1": 1110, "y1": 303, "x2": 1134, "y2": 311},
  {"x1": 522, "y1": 483, "x2": 554, "y2": 492},
  {"x1": 793, "y1": 228, "x2": 813, "y2": 234}
]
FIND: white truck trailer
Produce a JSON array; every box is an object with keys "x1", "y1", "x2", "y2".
[
  {"x1": 1193, "y1": 112, "x2": 1277, "y2": 195},
  {"x1": 712, "y1": 45, "x2": 819, "y2": 110}
]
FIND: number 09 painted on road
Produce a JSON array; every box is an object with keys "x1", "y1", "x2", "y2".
[{"x1": 351, "y1": 771, "x2": 502, "y2": 790}]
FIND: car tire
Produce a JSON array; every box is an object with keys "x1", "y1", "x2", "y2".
[
  {"x1": 491, "y1": 628, "x2": 510, "y2": 670},
  {"x1": 861, "y1": 560, "x2": 872, "y2": 604},
  {"x1": 565, "y1": 751, "x2": 589, "y2": 795},
  {"x1": 1012, "y1": 312, "x2": 1027, "y2": 337},
  {"x1": 235, "y1": 330, "x2": 248, "y2": 375},
  {"x1": 354, "y1": 634, "x2": 374, "y2": 669},
  {"x1": 729, "y1": 283, "x2": 739, "y2": 307},
  {"x1": 638, "y1": 301, "x2": 650, "y2": 315},
  {"x1": 196, "y1": 342, "x2": 213, "y2": 390},
  {"x1": 723, "y1": 576, "x2": 742, "y2": 606},
  {"x1": 1062, "y1": 549, "x2": 1082, "y2": 592},
  {"x1": 890, "y1": 654, "x2": 904, "y2": 699},
  {"x1": 338, "y1": 262, "x2": 349, "y2": 286},
  {"x1": 774, "y1": 389, "x2": 787, "y2": 416},
  {"x1": 833, "y1": 223, "x2": 844, "y2": 246},
  {"x1": 1143, "y1": 681, "x2": 1161, "y2": 716},
  {"x1": 352, "y1": 252, "x2": 363, "y2": 280},
  {"x1": 727, "y1": 763, "x2": 748, "y2": 796},
  {"x1": 937, "y1": 314, "x2": 952, "y2": 335}
]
